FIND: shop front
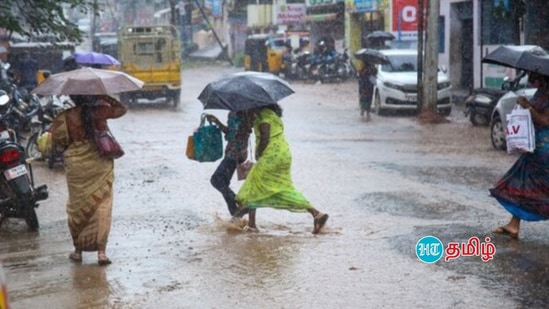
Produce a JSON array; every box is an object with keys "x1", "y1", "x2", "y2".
[
  {"x1": 305, "y1": 0, "x2": 345, "y2": 48},
  {"x1": 344, "y1": 0, "x2": 383, "y2": 65}
]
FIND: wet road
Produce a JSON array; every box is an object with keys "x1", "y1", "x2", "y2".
[{"x1": 1, "y1": 64, "x2": 548, "y2": 308}]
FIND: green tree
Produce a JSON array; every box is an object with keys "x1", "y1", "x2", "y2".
[{"x1": 0, "y1": 0, "x2": 98, "y2": 42}]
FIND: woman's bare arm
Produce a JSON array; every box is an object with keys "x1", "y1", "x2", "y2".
[
  {"x1": 518, "y1": 95, "x2": 549, "y2": 127},
  {"x1": 256, "y1": 122, "x2": 270, "y2": 160}
]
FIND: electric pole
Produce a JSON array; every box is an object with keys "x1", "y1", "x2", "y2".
[
  {"x1": 417, "y1": 0, "x2": 424, "y2": 114},
  {"x1": 420, "y1": 0, "x2": 440, "y2": 119}
]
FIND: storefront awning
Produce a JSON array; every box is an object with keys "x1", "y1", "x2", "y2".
[{"x1": 304, "y1": 13, "x2": 338, "y2": 22}]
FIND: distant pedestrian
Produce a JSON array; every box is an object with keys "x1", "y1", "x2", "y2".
[
  {"x1": 0, "y1": 46, "x2": 9, "y2": 83},
  {"x1": 17, "y1": 50, "x2": 39, "y2": 92},
  {"x1": 205, "y1": 111, "x2": 255, "y2": 216},
  {"x1": 63, "y1": 55, "x2": 80, "y2": 72},
  {"x1": 250, "y1": 40, "x2": 269, "y2": 72},
  {"x1": 357, "y1": 60, "x2": 377, "y2": 121}
]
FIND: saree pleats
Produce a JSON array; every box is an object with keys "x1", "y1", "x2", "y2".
[
  {"x1": 490, "y1": 91, "x2": 549, "y2": 221},
  {"x1": 52, "y1": 113, "x2": 115, "y2": 251}
]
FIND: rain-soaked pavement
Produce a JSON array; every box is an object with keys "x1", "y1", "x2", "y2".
[{"x1": 2, "y1": 63, "x2": 549, "y2": 308}]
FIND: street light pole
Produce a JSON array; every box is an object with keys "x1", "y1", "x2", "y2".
[{"x1": 90, "y1": 0, "x2": 98, "y2": 51}]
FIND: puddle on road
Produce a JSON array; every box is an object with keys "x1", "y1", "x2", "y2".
[{"x1": 358, "y1": 191, "x2": 470, "y2": 220}]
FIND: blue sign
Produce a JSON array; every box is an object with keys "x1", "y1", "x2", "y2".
[
  {"x1": 354, "y1": 0, "x2": 375, "y2": 13},
  {"x1": 212, "y1": 0, "x2": 222, "y2": 17}
]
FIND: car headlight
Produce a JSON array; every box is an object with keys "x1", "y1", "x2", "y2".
[
  {"x1": 384, "y1": 81, "x2": 406, "y2": 91},
  {"x1": 437, "y1": 81, "x2": 451, "y2": 90}
]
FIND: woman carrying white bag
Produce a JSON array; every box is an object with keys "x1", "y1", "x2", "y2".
[
  {"x1": 505, "y1": 104, "x2": 536, "y2": 154},
  {"x1": 490, "y1": 72, "x2": 549, "y2": 239}
]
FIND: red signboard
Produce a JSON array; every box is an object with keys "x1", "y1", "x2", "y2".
[{"x1": 392, "y1": 0, "x2": 426, "y2": 32}]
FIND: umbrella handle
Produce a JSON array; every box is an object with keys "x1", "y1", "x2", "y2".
[{"x1": 200, "y1": 112, "x2": 215, "y2": 127}]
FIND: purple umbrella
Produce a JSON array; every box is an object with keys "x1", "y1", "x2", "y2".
[{"x1": 74, "y1": 52, "x2": 120, "y2": 66}]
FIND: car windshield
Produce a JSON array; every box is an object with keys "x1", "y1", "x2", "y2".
[{"x1": 382, "y1": 54, "x2": 417, "y2": 72}]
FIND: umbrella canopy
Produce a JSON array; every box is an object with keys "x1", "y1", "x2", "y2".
[
  {"x1": 354, "y1": 48, "x2": 390, "y2": 65},
  {"x1": 31, "y1": 67, "x2": 144, "y2": 95},
  {"x1": 198, "y1": 71, "x2": 295, "y2": 111},
  {"x1": 364, "y1": 31, "x2": 395, "y2": 41},
  {"x1": 74, "y1": 52, "x2": 120, "y2": 66},
  {"x1": 482, "y1": 45, "x2": 549, "y2": 76}
]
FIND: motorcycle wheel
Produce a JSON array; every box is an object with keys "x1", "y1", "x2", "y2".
[
  {"x1": 439, "y1": 107, "x2": 452, "y2": 117},
  {"x1": 25, "y1": 206, "x2": 39, "y2": 231},
  {"x1": 25, "y1": 133, "x2": 42, "y2": 161},
  {"x1": 337, "y1": 64, "x2": 350, "y2": 81},
  {"x1": 490, "y1": 115, "x2": 507, "y2": 150},
  {"x1": 470, "y1": 110, "x2": 490, "y2": 126},
  {"x1": 0, "y1": 211, "x2": 5, "y2": 227}
]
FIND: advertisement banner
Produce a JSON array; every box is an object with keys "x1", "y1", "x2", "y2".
[
  {"x1": 275, "y1": 4, "x2": 306, "y2": 25},
  {"x1": 392, "y1": 0, "x2": 427, "y2": 40},
  {"x1": 392, "y1": 0, "x2": 419, "y2": 32}
]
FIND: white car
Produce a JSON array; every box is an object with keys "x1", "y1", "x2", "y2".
[{"x1": 372, "y1": 49, "x2": 452, "y2": 115}]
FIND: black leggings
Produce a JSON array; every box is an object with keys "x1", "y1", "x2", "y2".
[{"x1": 210, "y1": 156, "x2": 239, "y2": 215}]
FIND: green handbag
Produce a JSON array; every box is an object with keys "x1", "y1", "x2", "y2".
[{"x1": 193, "y1": 114, "x2": 223, "y2": 162}]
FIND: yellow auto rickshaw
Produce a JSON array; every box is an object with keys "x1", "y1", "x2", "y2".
[{"x1": 244, "y1": 34, "x2": 287, "y2": 74}]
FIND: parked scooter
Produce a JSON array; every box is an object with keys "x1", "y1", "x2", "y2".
[
  {"x1": 464, "y1": 88, "x2": 506, "y2": 126},
  {"x1": 464, "y1": 71, "x2": 526, "y2": 126},
  {"x1": 0, "y1": 90, "x2": 48, "y2": 231}
]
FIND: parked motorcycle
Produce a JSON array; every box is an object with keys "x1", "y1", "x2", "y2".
[
  {"x1": 0, "y1": 90, "x2": 48, "y2": 231},
  {"x1": 0, "y1": 63, "x2": 41, "y2": 135},
  {"x1": 337, "y1": 48, "x2": 353, "y2": 80},
  {"x1": 319, "y1": 48, "x2": 352, "y2": 82},
  {"x1": 286, "y1": 49, "x2": 312, "y2": 81},
  {"x1": 25, "y1": 95, "x2": 69, "y2": 168},
  {"x1": 464, "y1": 71, "x2": 526, "y2": 126},
  {"x1": 464, "y1": 88, "x2": 506, "y2": 126}
]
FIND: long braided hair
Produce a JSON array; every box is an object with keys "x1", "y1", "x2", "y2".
[{"x1": 70, "y1": 95, "x2": 96, "y2": 140}]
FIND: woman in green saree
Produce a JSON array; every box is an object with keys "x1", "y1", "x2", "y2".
[{"x1": 235, "y1": 104, "x2": 329, "y2": 234}]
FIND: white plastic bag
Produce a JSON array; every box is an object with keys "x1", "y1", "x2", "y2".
[{"x1": 506, "y1": 106, "x2": 535, "y2": 154}]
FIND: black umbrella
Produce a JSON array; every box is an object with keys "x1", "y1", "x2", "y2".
[
  {"x1": 354, "y1": 48, "x2": 390, "y2": 65},
  {"x1": 482, "y1": 45, "x2": 549, "y2": 76},
  {"x1": 198, "y1": 71, "x2": 295, "y2": 111},
  {"x1": 364, "y1": 31, "x2": 395, "y2": 41}
]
